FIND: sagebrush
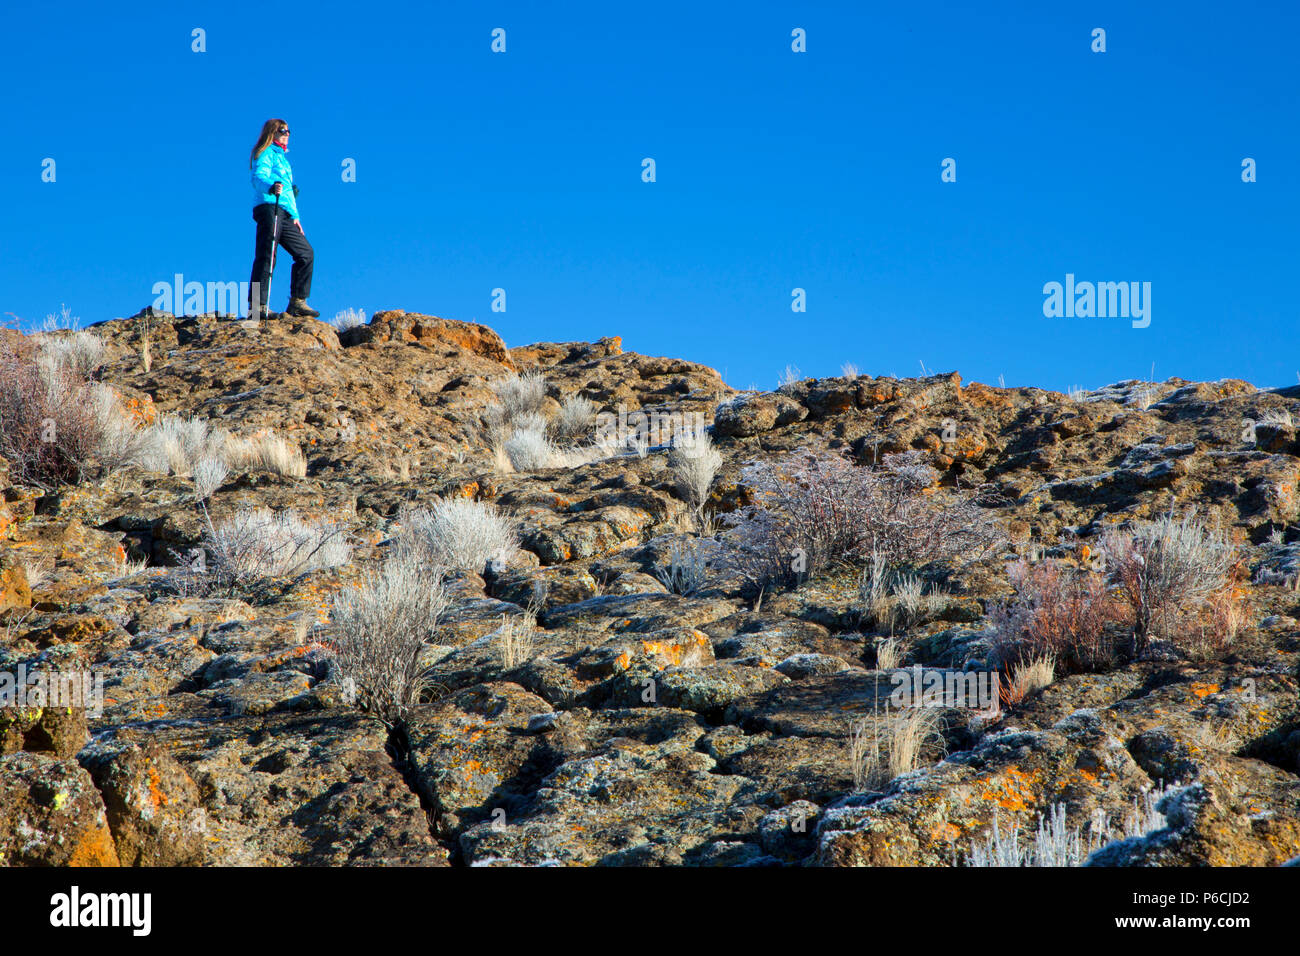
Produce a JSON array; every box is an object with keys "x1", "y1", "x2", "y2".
[{"x1": 328, "y1": 555, "x2": 449, "y2": 725}]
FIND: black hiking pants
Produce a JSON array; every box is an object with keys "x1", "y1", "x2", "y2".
[{"x1": 249, "y1": 202, "x2": 313, "y2": 310}]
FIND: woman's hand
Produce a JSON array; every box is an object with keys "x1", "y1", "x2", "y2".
[
  {"x1": 294, "y1": 219, "x2": 303, "y2": 233},
  {"x1": 270, "y1": 182, "x2": 283, "y2": 196}
]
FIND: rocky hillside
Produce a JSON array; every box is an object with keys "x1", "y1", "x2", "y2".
[{"x1": 1, "y1": 308, "x2": 1297, "y2": 867}]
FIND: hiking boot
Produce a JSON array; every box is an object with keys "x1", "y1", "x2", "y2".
[
  {"x1": 286, "y1": 298, "x2": 319, "y2": 318},
  {"x1": 253, "y1": 305, "x2": 271, "y2": 321}
]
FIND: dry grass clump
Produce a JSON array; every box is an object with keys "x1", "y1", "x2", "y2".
[
  {"x1": 396, "y1": 498, "x2": 520, "y2": 573},
  {"x1": 891, "y1": 573, "x2": 926, "y2": 622},
  {"x1": 0, "y1": 356, "x2": 309, "y2": 492},
  {"x1": 328, "y1": 555, "x2": 449, "y2": 726},
  {"x1": 1256, "y1": 406, "x2": 1293, "y2": 427},
  {"x1": 133, "y1": 415, "x2": 306, "y2": 482},
  {"x1": 86, "y1": 382, "x2": 166, "y2": 474},
  {"x1": 497, "y1": 421, "x2": 610, "y2": 473},
  {"x1": 496, "y1": 612, "x2": 536, "y2": 669},
  {"x1": 484, "y1": 371, "x2": 556, "y2": 472},
  {"x1": 1000, "y1": 653, "x2": 1056, "y2": 706},
  {"x1": 484, "y1": 371, "x2": 610, "y2": 473},
  {"x1": 148, "y1": 414, "x2": 227, "y2": 474},
  {"x1": 872, "y1": 636, "x2": 905, "y2": 670},
  {"x1": 777, "y1": 365, "x2": 802, "y2": 392},
  {"x1": 205, "y1": 507, "x2": 351, "y2": 587},
  {"x1": 223, "y1": 431, "x2": 307, "y2": 478},
  {"x1": 858, "y1": 556, "x2": 943, "y2": 630},
  {"x1": 21, "y1": 556, "x2": 55, "y2": 591},
  {"x1": 858, "y1": 548, "x2": 891, "y2": 623},
  {"x1": 849, "y1": 704, "x2": 944, "y2": 791}
]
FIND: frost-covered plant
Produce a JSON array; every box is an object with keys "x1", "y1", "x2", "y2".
[
  {"x1": 192, "y1": 456, "x2": 228, "y2": 500},
  {"x1": 721, "y1": 448, "x2": 1002, "y2": 592},
  {"x1": 38, "y1": 304, "x2": 81, "y2": 334},
  {"x1": 1101, "y1": 511, "x2": 1239, "y2": 655},
  {"x1": 396, "y1": 498, "x2": 520, "y2": 573},
  {"x1": 206, "y1": 507, "x2": 350, "y2": 586},
  {"x1": 968, "y1": 786, "x2": 1173, "y2": 867},
  {"x1": 655, "y1": 537, "x2": 714, "y2": 595},
  {"x1": 493, "y1": 371, "x2": 548, "y2": 421},
  {"x1": 39, "y1": 331, "x2": 106, "y2": 379},
  {"x1": 669, "y1": 429, "x2": 721, "y2": 517},
  {"x1": 0, "y1": 335, "x2": 104, "y2": 486},
  {"x1": 504, "y1": 424, "x2": 559, "y2": 471},
  {"x1": 330, "y1": 308, "x2": 367, "y2": 331},
  {"x1": 149, "y1": 414, "x2": 225, "y2": 475},
  {"x1": 86, "y1": 383, "x2": 165, "y2": 474},
  {"x1": 553, "y1": 395, "x2": 596, "y2": 444},
  {"x1": 328, "y1": 555, "x2": 449, "y2": 726}
]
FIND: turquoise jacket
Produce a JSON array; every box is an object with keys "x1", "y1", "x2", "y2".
[{"x1": 251, "y1": 143, "x2": 299, "y2": 219}]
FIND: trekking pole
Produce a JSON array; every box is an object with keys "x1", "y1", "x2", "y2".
[{"x1": 265, "y1": 190, "x2": 282, "y2": 315}]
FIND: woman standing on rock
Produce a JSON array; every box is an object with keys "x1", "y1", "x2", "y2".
[{"x1": 248, "y1": 119, "x2": 318, "y2": 320}]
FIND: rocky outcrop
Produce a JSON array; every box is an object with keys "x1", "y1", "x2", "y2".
[
  {"x1": 3, "y1": 308, "x2": 1299, "y2": 867},
  {"x1": 339, "y1": 310, "x2": 514, "y2": 366}
]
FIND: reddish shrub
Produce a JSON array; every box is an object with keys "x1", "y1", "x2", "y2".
[
  {"x1": 0, "y1": 336, "x2": 103, "y2": 487},
  {"x1": 991, "y1": 559, "x2": 1131, "y2": 674}
]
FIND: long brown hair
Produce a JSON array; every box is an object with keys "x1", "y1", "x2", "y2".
[{"x1": 249, "y1": 118, "x2": 288, "y2": 168}]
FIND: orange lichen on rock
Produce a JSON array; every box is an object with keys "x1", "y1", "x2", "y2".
[
  {"x1": 146, "y1": 763, "x2": 169, "y2": 809},
  {"x1": 66, "y1": 824, "x2": 121, "y2": 867},
  {"x1": 978, "y1": 766, "x2": 1038, "y2": 813}
]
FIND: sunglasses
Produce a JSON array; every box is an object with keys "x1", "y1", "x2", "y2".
[{"x1": 278, "y1": 127, "x2": 291, "y2": 135}]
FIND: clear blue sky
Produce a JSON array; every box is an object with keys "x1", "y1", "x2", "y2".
[{"x1": 2, "y1": 1, "x2": 1296, "y2": 392}]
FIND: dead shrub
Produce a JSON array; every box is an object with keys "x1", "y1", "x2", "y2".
[{"x1": 721, "y1": 448, "x2": 1002, "y2": 593}]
